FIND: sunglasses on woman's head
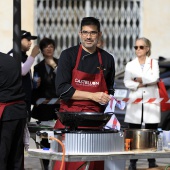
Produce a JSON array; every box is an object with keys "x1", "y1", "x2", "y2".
[{"x1": 134, "y1": 46, "x2": 147, "y2": 50}]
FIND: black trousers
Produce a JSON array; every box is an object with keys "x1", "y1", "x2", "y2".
[
  {"x1": 0, "y1": 118, "x2": 26, "y2": 170},
  {"x1": 129, "y1": 123, "x2": 158, "y2": 165},
  {"x1": 129, "y1": 102, "x2": 158, "y2": 165}
]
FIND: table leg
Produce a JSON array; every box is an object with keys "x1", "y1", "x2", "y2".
[{"x1": 31, "y1": 136, "x2": 45, "y2": 170}]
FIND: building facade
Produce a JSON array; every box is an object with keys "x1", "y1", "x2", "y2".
[{"x1": 0, "y1": 0, "x2": 170, "y2": 73}]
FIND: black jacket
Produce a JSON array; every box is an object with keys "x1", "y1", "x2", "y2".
[
  {"x1": 7, "y1": 49, "x2": 33, "y2": 116},
  {"x1": 31, "y1": 58, "x2": 59, "y2": 121},
  {"x1": 0, "y1": 52, "x2": 27, "y2": 120},
  {"x1": 7, "y1": 50, "x2": 32, "y2": 104},
  {"x1": 55, "y1": 45, "x2": 115, "y2": 101}
]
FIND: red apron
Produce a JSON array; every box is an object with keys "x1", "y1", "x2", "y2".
[
  {"x1": 0, "y1": 101, "x2": 24, "y2": 118},
  {"x1": 53, "y1": 45, "x2": 107, "y2": 170}
]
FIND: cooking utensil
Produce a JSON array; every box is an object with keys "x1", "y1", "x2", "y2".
[
  {"x1": 56, "y1": 112, "x2": 113, "y2": 129},
  {"x1": 124, "y1": 129, "x2": 157, "y2": 150}
]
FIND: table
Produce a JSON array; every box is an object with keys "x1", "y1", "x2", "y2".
[
  {"x1": 28, "y1": 149, "x2": 170, "y2": 161},
  {"x1": 27, "y1": 124, "x2": 170, "y2": 169}
]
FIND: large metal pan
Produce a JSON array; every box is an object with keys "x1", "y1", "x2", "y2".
[
  {"x1": 124, "y1": 129, "x2": 157, "y2": 150},
  {"x1": 56, "y1": 112, "x2": 113, "y2": 129}
]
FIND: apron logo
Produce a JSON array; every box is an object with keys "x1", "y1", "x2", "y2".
[{"x1": 75, "y1": 78, "x2": 99, "y2": 86}]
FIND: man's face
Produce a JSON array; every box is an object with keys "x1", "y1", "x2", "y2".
[
  {"x1": 79, "y1": 25, "x2": 102, "y2": 52},
  {"x1": 21, "y1": 38, "x2": 32, "y2": 52}
]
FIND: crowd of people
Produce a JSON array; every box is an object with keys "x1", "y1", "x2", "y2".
[{"x1": 0, "y1": 17, "x2": 161, "y2": 170}]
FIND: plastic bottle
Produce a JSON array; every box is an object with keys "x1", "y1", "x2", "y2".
[
  {"x1": 33, "y1": 72, "x2": 39, "y2": 89},
  {"x1": 157, "y1": 128, "x2": 163, "y2": 151}
]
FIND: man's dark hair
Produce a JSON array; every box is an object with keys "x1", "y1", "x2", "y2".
[
  {"x1": 39, "y1": 37, "x2": 56, "y2": 51},
  {"x1": 80, "y1": 17, "x2": 100, "y2": 32}
]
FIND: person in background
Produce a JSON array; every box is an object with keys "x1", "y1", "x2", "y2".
[
  {"x1": 54, "y1": 17, "x2": 115, "y2": 170},
  {"x1": 97, "y1": 36, "x2": 104, "y2": 49},
  {"x1": 8, "y1": 30, "x2": 40, "y2": 121},
  {"x1": 124, "y1": 37, "x2": 160, "y2": 170},
  {"x1": 0, "y1": 52, "x2": 27, "y2": 170},
  {"x1": 31, "y1": 37, "x2": 59, "y2": 170},
  {"x1": 31, "y1": 37, "x2": 58, "y2": 121}
]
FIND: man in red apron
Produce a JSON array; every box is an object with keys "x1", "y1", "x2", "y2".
[
  {"x1": 54, "y1": 17, "x2": 115, "y2": 170},
  {"x1": 0, "y1": 52, "x2": 27, "y2": 170}
]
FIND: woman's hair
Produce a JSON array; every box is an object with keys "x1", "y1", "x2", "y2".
[
  {"x1": 136, "y1": 37, "x2": 151, "y2": 56},
  {"x1": 39, "y1": 37, "x2": 55, "y2": 51}
]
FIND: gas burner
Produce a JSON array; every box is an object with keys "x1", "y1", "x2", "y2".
[
  {"x1": 52, "y1": 128, "x2": 124, "y2": 154},
  {"x1": 51, "y1": 112, "x2": 124, "y2": 154}
]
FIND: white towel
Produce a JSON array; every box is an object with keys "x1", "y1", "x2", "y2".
[
  {"x1": 104, "y1": 95, "x2": 126, "y2": 113},
  {"x1": 104, "y1": 95, "x2": 126, "y2": 131},
  {"x1": 105, "y1": 114, "x2": 121, "y2": 131}
]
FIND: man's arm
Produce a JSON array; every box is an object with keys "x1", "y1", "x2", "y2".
[
  {"x1": 71, "y1": 90, "x2": 111, "y2": 105},
  {"x1": 55, "y1": 48, "x2": 77, "y2": 100},
  {"x1": 22, "y1": 45, "x2": 40, "y2": 75}
]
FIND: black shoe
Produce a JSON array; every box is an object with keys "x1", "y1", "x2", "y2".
[
  {"x1": 149, "y1": 162, "x2": 158, "y2": 168},
  {"x1": 128, "y1": 164, "x2": 136, "y2": 170}
]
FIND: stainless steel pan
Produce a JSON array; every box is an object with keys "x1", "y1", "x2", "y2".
[{"x1": 124, "y1": 129, "x2": 157, "y2": 150}]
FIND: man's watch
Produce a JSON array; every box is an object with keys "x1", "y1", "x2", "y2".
[{"x1": 134, "y1": 77, "x2": 137, "y2": 81}]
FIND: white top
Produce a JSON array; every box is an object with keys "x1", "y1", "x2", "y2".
[{"x1": 10, "y1": 52, "x2": 35, "y2": 76}]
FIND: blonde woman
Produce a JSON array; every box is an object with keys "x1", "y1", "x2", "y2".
[{"x1": 124, "y1": 37, "x2": 160, "y2": 170}]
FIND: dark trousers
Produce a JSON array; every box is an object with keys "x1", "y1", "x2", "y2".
[
  {"x1": 129, "y1": 123, "x2": 158, "y2": 165},
  {"x1": 0, "y1": 118, "x2": 26, "y2": 170},
  {"x1": 25, "y1": 99, "x2": 31, "y2": 122}
]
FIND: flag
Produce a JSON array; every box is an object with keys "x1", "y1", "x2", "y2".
[
  {"x1": 104, "y1": 95, "x2": 126, "y2": 113},
  {"x1": 104, "y1": 114, "x2": 121, "y2": 131},
  {"x1": 104, "y1": 95, "x2": 126, "y2": 131}
]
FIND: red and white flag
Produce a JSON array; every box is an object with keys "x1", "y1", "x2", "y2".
[
  {"x1": 104, "y1": 114, "x2": 121, "y2": 131},
  {"x1": 104, "y1": 95, "x2": 126, "y2": 113},
  {"x1": 104, "y1": 95, "x2": 126, "y2": 131}
]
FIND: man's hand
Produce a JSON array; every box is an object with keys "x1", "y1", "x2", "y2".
[
  {"x1": 91, "y1": 92, "x2": 111, "y2": 105},
  {"x1": 31, "y1": 45, "x2": 40, "y2": 58},
  {"x1": 72, "y1": 90, "x2": 111, "y2": 105}
]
